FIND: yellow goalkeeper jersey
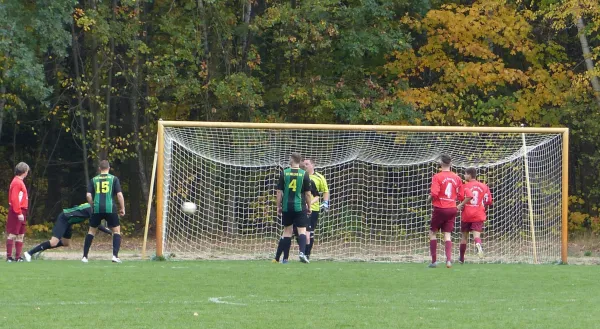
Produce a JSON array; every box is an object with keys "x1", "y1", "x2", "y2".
[{"x1": 309, "y1": 172, "x2": 329, "y2": 212}]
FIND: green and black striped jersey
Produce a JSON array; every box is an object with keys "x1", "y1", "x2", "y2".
[
  {"x1": 63, "y1": 203, "x2": 93, "y2": 224},
  {"x1": 87, "y1": 173, "x2": 122, "y2": 213},
  {"x1": 277, "y1": 167, "x2": 311, "y2": 212}
]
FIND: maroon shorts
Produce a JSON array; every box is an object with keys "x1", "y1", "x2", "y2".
[
  {"x1": 6, "y1": 208, "x2": 27, "y2": 235},
  {"x1": 461, "y1": 221, "x2": 484, "y2": 232},
  {"x1": 430, "y1": 207, "x2": 457, "y2": 233}
]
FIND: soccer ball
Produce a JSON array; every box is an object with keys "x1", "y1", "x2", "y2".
[{"x1": 182, "y1": 202, "x2": 197, "y2": 214}]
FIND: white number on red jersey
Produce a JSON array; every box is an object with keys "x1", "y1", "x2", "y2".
[
  {"x1": 444, "y1": 182, "x2": 453, "y2": 198},
  {"x1": 470, "y1": 190, "x2": 479, "y2": 205}
]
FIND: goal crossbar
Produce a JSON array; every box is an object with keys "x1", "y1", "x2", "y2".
[{"x1": 143, "y1": 121, "x2": 569, "y2": 264}]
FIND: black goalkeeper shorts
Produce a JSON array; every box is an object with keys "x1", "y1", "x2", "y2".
[
  {"x1": 52, "y1": 214, "x2": 73, "y2": 240},
  {"x1": 307, "y1": 211, "x2": 320, "y2": 232}
]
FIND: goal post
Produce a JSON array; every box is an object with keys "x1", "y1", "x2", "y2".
[{"x1": 145, "y1": 121, "x2": 569, "y2": 264}]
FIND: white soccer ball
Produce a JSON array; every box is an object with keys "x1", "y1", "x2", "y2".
[{"x1": 182, "y1": 202, "x2": 197, "y2": 214}]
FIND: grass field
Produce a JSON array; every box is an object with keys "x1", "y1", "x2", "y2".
[{"x1": 1, "y1": 260, "x2": 599, "y2": 329}]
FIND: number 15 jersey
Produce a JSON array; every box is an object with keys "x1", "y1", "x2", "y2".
[
  {"x1": 87, "y1": 173, "x2": 122, "y2": 214},
  {"x1": 430, "y1": 171, "x2": 462, "y2": 209}
]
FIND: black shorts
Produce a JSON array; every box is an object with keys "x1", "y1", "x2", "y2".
[
  {"x1": 282, "y1": 211, "x2": 308, "y2": 228},
  {"x1": 307, "y1": 211, "x2": 320, "y2": 232},
  {"x1": 90, "y1": 213, "x2": 119, "y2": 228},
  {"x1": 52, "y1": 214, "x2": 73, "y2": 239}
]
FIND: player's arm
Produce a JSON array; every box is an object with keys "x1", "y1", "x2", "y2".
[
  {"x1": 86, "y1": 179, "x2": 94, "y2": 207},
  {"x1": 303, "y1": 174, "x2": 312, "y2": 214},
  {"x1": 276, "y1": 171, "x2": 284, "y2": 215},
  {"x1": 484, "y1": 186, "x2": 493, "y2": 208},
  {"x1": 457, "y1": 187, "x2": 472, "y2": 211},
  {"x1": 114, "y1": 177, "x2": 125, "y2": 216},
  {"x1": 319, "y1": 174, "x2": 330, "y2": 210},
  {"x1": 429, "y1": 175, "x2": 440, "y2": 203},
  {"x1": 9, "y1": 183, "x2": 23, "y2": 220}
]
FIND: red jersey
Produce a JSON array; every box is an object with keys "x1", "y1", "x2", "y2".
[
  {"x1": 8, "y1": 176, "x2": 28, "y2": 214},
  {"x1": 460, "y1": 180, "x2": 492, "y2": 222},
  {"x1": 430, "y1": 171, "x2": 462, "y2": 208}
]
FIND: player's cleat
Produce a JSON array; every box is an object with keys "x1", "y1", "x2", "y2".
[
  {"x1": 427, "y1": 262, "x2": 437, "y2": 268},
  {"x1": 16, "y1": 257, "x2": 25, "y2": 262},
  {"x1": 281, "y1": 259, "x2": 289, "y2": 264},
  {"x1": 81, "y1": 257, "x2": 89, "y2": 263},
  {"x1": 299, "y1": 252, "x2": 309, "y2": 264},
  {"x1": 271, "y1": 259, "x2": 279, "y2": 263},
  {"x1": 476, "y1": 243, "x2": 484, "y2": 258},
  {"x1": 6, "y1": 257, "x2": 14, "y2": 263},
  {"x1": 446, "y1": 261, "x2": 452, "y2": 268},
  {"x1": 112, "y1": 256, "x2": 122, "y2": 263},
  {"x1": 24, "y1": 252, "x2": 32, "y2": 262},
  {"x1": 458, "y1": 260, "x2": 464, "y2": 265}
]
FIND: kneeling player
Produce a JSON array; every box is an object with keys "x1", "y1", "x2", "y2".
[
  {"x1": 24, "y1": 203, "x2": 111, "y2": 261},
  {"x1": 457, "y1": 167, "x2": 492, "y2": 264}
]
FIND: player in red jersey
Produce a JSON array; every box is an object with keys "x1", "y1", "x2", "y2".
[
  {"x1": 457, "y1": 167, "x2": 492, "y2": 264},
  {"x1": 6, "y1": 162, "x2": 30, "y2": 262},
  {"x1": 428, "y1": 155, "x2": 462, "y2": 268}
]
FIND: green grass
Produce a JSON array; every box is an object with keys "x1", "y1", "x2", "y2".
[{"x1": 1, "y1": 260, "x2": 599, "y2": 329}]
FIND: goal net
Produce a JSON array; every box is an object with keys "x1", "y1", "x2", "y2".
[{"x1": 155, "y1": 123, "x2": 567, "y2": 264}]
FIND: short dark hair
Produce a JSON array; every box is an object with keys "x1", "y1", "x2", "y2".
[
  {"x1": 290, "y1": 152, "x2": 303, "y2": 165},
  {"x1": 465, "y1": 167, "x2": 477, "y2": 179},
  {"x1": 15, "y1": 162, "x2": 29, "y2": 175},
  {"x1": 99, "y1": 160, "x2": 110, "y2": 170},
  {"x1": 304, "y1": 158, "x2": 315, "y2": 165},
  {"x1": 440, "y1": 154, "x2": 452, "y2": 166}
]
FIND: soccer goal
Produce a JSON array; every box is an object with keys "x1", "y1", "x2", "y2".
[{"x1": 142, "y1": 121, "x2": 568, "y2": 264}]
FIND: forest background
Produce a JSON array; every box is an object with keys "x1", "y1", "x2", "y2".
[{"x1": 0, "y1": 0, "x2": 599, "y2": 239}]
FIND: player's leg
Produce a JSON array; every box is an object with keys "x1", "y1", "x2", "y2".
[
  {"x1": 108, "y1": 214, "x2": 122, "y2": 263},
  {"x1": 14, "y1": 209, "x2": 27, "y2": 261},
  {"x1": 459, "y1": 228, "x2": 469, "y2": 264},
  {"x1": 83, "y1": 214, "x2": 101, "y2": 262},
  {"x1": 441, "y1": 208, "x2": 457, "y2": 268},
  {"x1": 428, "y1": 208, "x2": 441, "y2": 267},
  {"x1": 295, "y1": 212, "x2": 309, "y2": 263},
  {"x1": 5, "y1": 209, "x2": 18, "y2": 261},
  {"x1": 25, "y1": 215, "x2": 69, "y2": 261},
  {"x1": 98, "y1": 225, "x2": 112, "y2": 235},
  {"x1": 305, "y1": 211, "x2": 319, "y2": 259},
  {"x1": 472, "y1": 223, "x2": 484, "y2": 258},
  {"x1": 275, "y1": 213, "x2": 294, "y2": 263}
]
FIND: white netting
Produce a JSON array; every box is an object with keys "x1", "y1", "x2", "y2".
[{"x1": 160, "y1": 127, "x2": 564, "y2": 263}]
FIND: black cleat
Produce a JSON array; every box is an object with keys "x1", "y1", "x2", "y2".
[{"x1": 6, "y1": 257, "x2": 14, "y2": 263}]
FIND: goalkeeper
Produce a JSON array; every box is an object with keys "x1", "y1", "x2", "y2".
[
  {"x1": 302, "y1": 158, "x2": 329, "y2": 259},
  {"x1": 24, "y1": 203, "x2": 111, "y2": 261}
]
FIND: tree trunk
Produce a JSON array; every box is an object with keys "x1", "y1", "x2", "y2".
[
  {"x1": 0, "y1": 85, "x2": 5, "y2": 141},
  {"x1": 576, "y1": 17, "x2": 600, "y2": 108},
  {"x1": 198, "y1": 0, "x2": 212, "y2": 120},
  {"x1": 131, "y1": 1, "x2": 151, "y2": 222},
  {"x1": 71, "y1": 23, "x2": 90, "y2": 182},
  {"x1": 90, "y1": 0, "x2": 101, "y2": 161},
  {"x1": 101, "y1": 0, "x2": 117, "y2": 160}
]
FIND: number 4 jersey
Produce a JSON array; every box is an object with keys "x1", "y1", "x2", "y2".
[
  {"x1": 430, "y1": 171, "x2": 463, "y2": 209},
  {"x1": 460, "y1": 180, "x2": 493, "y2": 222}
]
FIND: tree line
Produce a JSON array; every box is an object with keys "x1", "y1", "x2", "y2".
[{"x1": 0, "y1": 0, "x2": 598, "y2": 235}]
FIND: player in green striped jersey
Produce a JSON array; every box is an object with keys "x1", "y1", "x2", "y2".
[
  {"x1": 23, "y1": 203, "x2": 111, "y2": 261},
  {"x1": 274, "y1": 152, "x2": 312, "y2": 263},
  {"x1": 83, "y1": 160, "x2": 125, "y2": 263}
]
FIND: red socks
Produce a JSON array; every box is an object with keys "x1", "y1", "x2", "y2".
[
  {"x1": 430, "y1": 240, "x2": 437, "y2": 263},
  {"x1": 474, "y1": 237, "x2": 482, "y2": 245},
  {"x1": 459, "y1": 243, "x2": 467, "y2": 262},
  {"x1": 445, "y1": 240, "x2": 452, "y2": 262},
  {"x1": 6, "y1": 239, "x2": 14, "y2": 259},
  {"x1": 15, "y1": 241, "x2": 23, "y2": 259}
]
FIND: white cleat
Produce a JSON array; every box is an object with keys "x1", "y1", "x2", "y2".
[
  {"x1": 476, "y1": 243, "x2": 484, "y2": 259},
  {"x1": 23, "y1": 252, "x2": 31, "y2": 262},
  {"x1": 112, "y1": 256, "x2": 122, "y2": 263},
  {"x1": 299, "y1": 252, "x2": 309, "y2": 264},
  {"x1": 81, "y1": 257, "x2": 89, "y2": 263},
  {"x1": 446, "y1": 261, "x2": 452, "y2": 268}
]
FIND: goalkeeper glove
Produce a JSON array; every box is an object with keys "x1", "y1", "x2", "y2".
[{"x1": 320, "y1": 200, "x2": 330, "y2": 212}]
